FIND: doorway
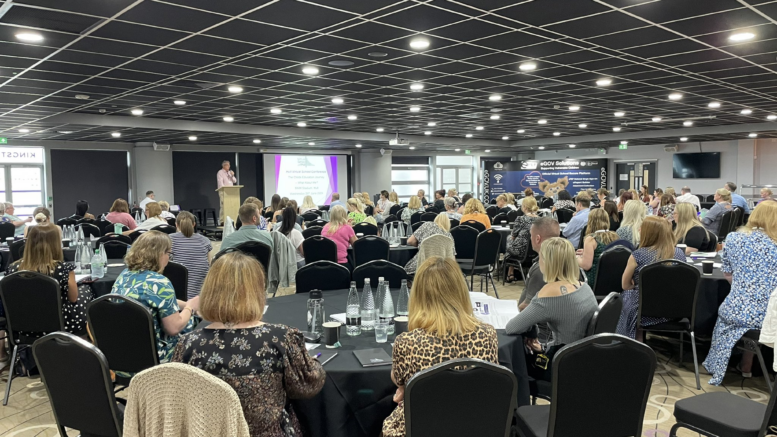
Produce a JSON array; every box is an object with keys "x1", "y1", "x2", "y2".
[{"x1": 615, "y1": 161, "x2": 657, "y2": 196}]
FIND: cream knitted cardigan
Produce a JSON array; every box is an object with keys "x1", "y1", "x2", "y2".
[{"x1": 123, "y1": 363, "x2": 250, "y2": 437}]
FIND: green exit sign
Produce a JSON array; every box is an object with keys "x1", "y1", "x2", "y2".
[
  {"x1": 0, "y1": 137, "x2": 7, "y2": 144},
  {"x1": 619, "y1": 143, "x2": 628, "y2": 150},
  {"x1": 465, "y1": 149, "x2": 471, "y2": 155}
]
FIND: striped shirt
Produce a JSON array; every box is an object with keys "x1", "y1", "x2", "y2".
[{"x1": 170, "y1": 232, "x2": 212, "y2": 299}]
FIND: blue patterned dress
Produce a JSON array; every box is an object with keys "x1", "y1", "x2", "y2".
[
  {"x1": 616, "y1": 247, "x2": 687, "y2": 338},
  {"x1": 702, "y1": 230, "x2": 777, "y2": 385}
]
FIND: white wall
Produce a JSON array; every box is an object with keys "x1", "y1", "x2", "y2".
[
  {"x1": 354, "y1": 150, "x2": 392, "y2": 197},
  {"x1": 134, "y1": 145, "x2": 174, "y2": 205}
]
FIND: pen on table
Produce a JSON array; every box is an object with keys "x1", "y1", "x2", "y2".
[{"x1": 315, "y1": 353, "x2": 322, "y2": 359}]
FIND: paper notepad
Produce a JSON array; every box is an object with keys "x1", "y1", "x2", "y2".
[
  {"x1": 353, "y1": 348, "x2": 392, "y2": 367},
  {"x1": 470, "y1": 292, "x2": 519, "y2": 329},
  {"x1": 691, "y1": 252, "x2": 718, "y2": 258}
]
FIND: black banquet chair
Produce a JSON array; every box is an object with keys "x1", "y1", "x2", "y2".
[
  {"x1": 461, "y1": 220, "x2": 486, "y2": 233},
  {"x1": 516, "y1": 334, "x2": 657, "y2": 437},
  {"x1": 409, "y1": 212, "x2": 423, "y2": 225},
  {"x1": 506, "y1": 210, "x2": 519, "y2": 223},
  {"x1": 717, "y1": 209, "x2": 735, "y2": 241},
  {"x1": 420, "y1": 212, "x2": 437, "y2": 222},
  {"x1": 166, "y1": 217, "x2": 176, "y2": 227},
  {"x1": 57, "y1": 218, "x2": 77, "y2": 227},
  {"x1": 97, "y1": 233, "x2": 131, "y2": 245},
  {"x1": 389, "y1": 204, "x2": 401, "y2": 216},
  {"x1": 353, "y1": 260, "x2": 408, "y2": 288},
  {"x1": 128, "y1": 229, "x2": 147, "y2": 243},
  {"x1": 150, "y1": 224, "x2": 176, "y2": 234},
  {"x1": 461, "y1": 229, "x2": 502, "y2": 298},
  {"x1": 302, "y1": 226, "x2": 323, "y2": 239},
  {"x1": 586, "y1": 292, "x2": 623, "y2": 336},
  {"x1": 555, "y1": 208, "x2": 573, "y2": 224},
  {"x1": 404, "y1": 358, "x2": 516, "y2": 437},
  {"x1": 77, "y1": 223, "x2": 102, "y2": 239},
  {"x1": 352, "y1": 235, "x2": 389, "y2": 267},
  {"x1": 33, "y1": 332, "x2": 123, "y2": 437},
  {"x1": 353, "y1": 222, "x2": 378, "y2": 236},
  {"x1": 103, "y1": 223, "x2": 128, "y2": 235},
  {"x1": 101, "y1": 241, "x2": 130, "y2": 259},
  {"x1": 411, "y1": 221, "x2": 424, "y2": 233},
  {"x1": 451, "y1": 225, "x2": 478, "y2": 268},
  {"x1": 162, "y1": 261, "x2": 188, "y2": 302},
  {"x1": 485, "y1": 205, "x2": 498, "y2": 220},
  {"x1": 308, "y1": 218, "x2": 328, "y2": 228},
  {"x1": 0, "y1": 222, "x2": 15, "y2": 240},
  {"x1": 301, "y1": 212, "x2": 320, "y2": 222},
  {"x1": 302, "y1": 235, "x2": 338, "y2": 264},
  {"x1": 591, "y1": 245, "x2": 631, "y2": 300},
  {"x1": 492, "y1": 213, "x2": 509, "y2": 226},
  {"x1": 294, "y1": 261, "x2": 351, "y2": 295},
  {"x1": 9, "y1": 239, "x2": 25, "y2": 263},
  {"x1": 0, "y1": 271, "x2": 64, "y2": 405},
  {"x1": 234, "y1": 241, "x2": 272, "y2": 274}
]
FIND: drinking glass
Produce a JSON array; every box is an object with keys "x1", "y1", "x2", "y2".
[{"x1": 375, "y1": 321, "x2": 389, "y2": 343}]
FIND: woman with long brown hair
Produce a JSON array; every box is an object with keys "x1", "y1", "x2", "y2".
[
  {"x1": 170, "y1": 211, "x2": 212, "y2": 299},
  {"x1": 578, "y1": 208, "x2": 619, "y2": 285},
  {"x1": 617, "y1": 216, "x2": 686, "y2": 339}
]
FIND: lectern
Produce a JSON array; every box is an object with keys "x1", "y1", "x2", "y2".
[{"x1": 215, "y1": 185, "x2": 243, "y2": 225}]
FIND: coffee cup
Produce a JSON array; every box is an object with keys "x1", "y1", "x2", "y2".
[
  {"x1": 702, "y1": 260, "x2": 714, "y2": 275},
  {"x1": 322, "y1": 322, "x2": 341, "y2": 348},
  {"x1": 356, "y1": 233, "x2": 364, "y2": 238},
  {"x1": 400, "y1": 237, "x2": 408, "y2": 246},
  {"x1": 394, "y1": 316, "x2": 409, "y2": 335},
  {"x1": 114, "y1": 223, "x2": 123, "y2": 234},
  {"x1": 5, "y1": 237, "x2": 13, "y2": 246},
  {"x1": 676, "y1": 244, "x2": 687, "y2": 254},
  {"x1": 62, "y1": 238, "x2": 70, "y2": 248},
  {"x1": 500, "y1": 221, "x2": 507, "y2": 227}
]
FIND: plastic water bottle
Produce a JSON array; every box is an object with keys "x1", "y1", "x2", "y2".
[
  {"x1": 307, "y1": 290, "x2": 325, "y2": 336},
  {"x1": 346, "y1": 281, "x2": 362, "y2": 336},
  {"x1": 99, "y1": 243, "x2": 108, "y2": 263},
  {"x1": 91, "y1": 249, "x2": 105, "y2": 279},
  {"x1": 397, "y1": 279, "x2": 410, "y2": 316},
  {"x1": 361, "y1": 278, "x2": 375, "y2": 331},
  {"x1": 73, "y1": 243, "x2": 82, "y2": 274},
  {"x1": 375, "y1": 277, "x2": 385, "y2": 314},
  {"x1": 380, "y1": 282, "x2": 395, "y2": 335}
]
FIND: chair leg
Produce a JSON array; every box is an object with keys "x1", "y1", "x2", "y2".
[
  {"x1": 3, "y1": 345, "x2": 18, "y2": 406},
  {"x1": 669, "y1": 423, "x2": 682, "y2": 437},
  {"x1": 689, "y1": 331, "x2": 701, "y2": 390},
  {"x1": 519, "y1": 265, "x2": 527, "y2": 284},
  {"x1": 754, "y1": 345, "x2": 774, "y2": 390},
  {"x1": 489, "y1": 273, "x2": 500, "y2": 299},
  {"x1": 679, "y1": 332, "x2": 684, "y2": 366}
]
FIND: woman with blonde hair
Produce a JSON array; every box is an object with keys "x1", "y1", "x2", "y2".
[
  {"x1": 112, "y1": 231, "x2": 198, "y2": 363},
  {"x1": 383, "y1": 256, "x2": 497, "y2": 437},
  {"x1": 346, "y1": 198, "x2": 367, "y2": 224},
  {"x1": 299, "y1": 195, "x2": 317, "y2": 215},
  {"x1": 405, "y1": 213, "x2": 452, "y2": 274},
  {"x1": 578, "y1": 208, "x2": 619, "y2": 284},
  {"x1": 389, "y1": 191, "x2": 399, "y2": 204},
  {"x1": 673, "y1": 203, "x2": 709, "y2": 254},
  {"x1": 157, "y1": 201, "x2": 175, "y2": 219},
  {"x1": 401, "y1": 195, "x2": 424, "y2": 225},
  {"x1": 106, "y1": 198, "x2": 137, "y2": 230},
  {"x1": 505, "y1": 196, "x2": 540, "y2": 282},
  {"x1": 505, "y1": 237, "x2": 598, "y2": 381},
  {"x1": 759, "y1": 187, "x2": 773, "y2": 204},
  {"x1": 459, "y1": 198, "x2": 491, "y2": 230},
  {"x1": 702, "y1": 188, "x2": 733, "y2": 236},
  {"x1": 504, "y1": 192, "x2": 518, "y2": 210},
  {"x1": 23, "y1": 206, "x2": 62, "y2": 238},
  {"x1": 616, "y1": 200, "x2": 645, "y2": 247},
  {"x1": 125, "y1": 201, "x2": 167, "y2": 235},
  {"x1": 361, "y1": 191, "x2": 374, "y2": 206},
  {"x1": 617, "y1": 217, "x2": 686, "y2": 339},
  {"x1": 173, "y1": 252, "x2": 325, "y2": 434},
  {"x1": 170, "y1": 211, "x2": 212, "y2": 299},
  {"x1": 321, "y1": 205, "x2": 357, "y2": 268},
  {"x1": 703, "y1": 200, "x2": 777, "y2": 384}
]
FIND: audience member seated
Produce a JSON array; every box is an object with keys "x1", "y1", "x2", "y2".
[
  {"x1": 243, "y1": 197, "x2": 268, "y2": 230},
  {"x1": 271, "y1": 200, "x2": 303, "y2": 233},
  {"x1": 578, "y1": 209, "x2": 619, "y2": 285},
  {"x1": 105, "y1": 198, "x2": 137, "y2": 230},
  {"x1": 276, "y1": 207, "x2": 306, "y2": 269},
  {"x1": 345, "y1": 198, "x2": 366, "y2": 225},
  {"x1": 759, "y1": 187, "x2": 773, "y2": 204},
  {"x1": 272, "y1": 197, "x2": 289, "y2": 224},
  {"x1": 401, "y1": 196, "x2": 424, "y2": 226},
  {"x1": 504, "y1": 192, "x2": 518, "y2": 210},
  {"x1": 673, "y1": 203, "x2": 710, "y2": 255},
  {"x1": 615, "y1": 189, "x2": 626, "y2": 207},
  {"x1": 321, "y1": 205, "x2": 357, "y2": 268},
  {"x1": 4, "y1": 224, "x2": 93, "y2": 335},
  {"x1": 551, "y1": 190, "x2": 574, "y2": 213},
  {"x1": 596, "y1": 188, "x2": 609, "y2": 206},
  {"x1": 603, "y1": 200, "x2": 620, "y2": 231},
  {"x1": 382, "y1": 256, "x2": 498, "y2": 437},
  {"x1": 666, "y1": 187, "x2": 676, "y2": 198},
  {"x1": 111, "y1": 231, "x2": 198, "y2": 365},
  {"x1": 648, "y1": 188, "x2": 663, "y2": 212},
  {"x1": 329, "y1": 192, "x2": 344, "y2": 209},
  {"x1": 506, "y1": 237, "x2": 597, "y2": 381},
  {"x1": 639, "y1": 185, "x2": 651, "y2": 203},
  {"x1": 157, "y1": 201, "x2": 176, "y2": 219},
  {"x1": 702, "y1": 188, "x2": 733, "y2": 236},
  {"x1": 126, "y1": 202, "x2": 168, "y2": 234},
  {"x1": 389, "y1": 191, "x2": 400, "y2": 205},
  {"x1": 447, "y1": 188, "x2": 462, "y2": 207},
  {"x1": 562, "y1": 193, "x2": 591, "y2": 248},
  {"x1": 517, "y1": 218, "x2": 562, "y2": 311},
  {"x1": 265, "y1": 194, "x2": 282, "y2": 216},
  {"x1": 725, "y1": 181, "x2": 750, "y2": 213},
  {"x1": 374, "y1": 190, "x2": 395, "y2": 223},
  {"x1": 416, "y1": 189, "x2": 429, "y2": 207},
  {"x1": 172, "y1": 251, "x2": 325, "y2": 435},
  {"x1": 443, "y1": 197, "x2": 462, "y2": 221},
  {"x1": 505, "y1": 197, "x2": 540, "y2": 282},
  {"x1": 495, "y1": 194, "x2": 513, "y2": 215},
  {"x1": 457, "y1": 193, "x2": 473, "y2": 215},
  {"x1": 616, "y1": 200, "x2": 645, "y2": 247},
  {"x1": 517, "y1": 188, "x2": 533, "y2": 207},
  {"x1": 361, "y1": 191, "x2": 374, "y2": 207},
  {"x1": 299, "y1": 195, "x2": 318, "y2": 215},
  {"x1": 23, "y1": 207, "x2": 61, "y2": 238},
  {"x1": 617, "y1": 217, "x2": 686, "y2": 340},
  {"x1": 676, "y1": 186, "x2": 701, "y2": 211},
  {"x1": 703, "y1": 200, "x2": 777, "y2": 384},
  {"x1": 657, "y1": 193, "x2": 676, "y2": 222},
  {"x1": 405, "y1": 213, "x2": 452, "y2": 274},
  {"x1": 1, "y1": 202, "x2": 31, "y2": 237},
  {"x1": 70, "y1": 200, "x2": 95, "y2": 220},
  {"x1": 459, "y1": 198, "x2": 491, "y2": 230},
  {"x1": 170, "y1": 211, "x2": 211, "y2": 299},
  {"x1": 426, "y1": 190, "x2": 445, "y2": 213},
  {"x1": 139, "y1": 190, "x2": 155, "y2": 210},
  {"x1": 222, "y1": 204, "x2": 274, "y2": 250},
  {"x1": 617, "y1": 191, "x2": 634, "y2": 212}
]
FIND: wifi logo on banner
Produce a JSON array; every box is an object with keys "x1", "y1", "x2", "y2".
[{"x1": 494, "y1": 174, "x2": 503, "y2": 183}]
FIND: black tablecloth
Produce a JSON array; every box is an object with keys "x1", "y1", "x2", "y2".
[
  {"x1": 84, "y1": 259, "x2": 126, "y2": 297},
  {"x1": 688, "y1": 254, "x2": 731, "y2": 335},
  {"x1": 491, "y1": 226, "x2": 511, "y2": 253},
  {"x1": 261, "y1": 289, "x2": 531, "y2": 437}
]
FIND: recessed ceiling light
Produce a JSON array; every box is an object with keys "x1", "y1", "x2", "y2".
[
  {"x1": 409, "y1": 38, "x2": 430, "y2": 50},
  {"x1": 427, "y1": 122, "x2": 436, "y2": 127},
  {"x1": 708, "y1": 102, "x2": 721, "y2": 108},
  {"x1": 368, "y1": 52, "x2": 388, "y2": 57},
  {"x1": 331, "y1": 97, "x2": 344, "y2": 104},
  {"x1": 553, "y1": 132, "x2": 561, "y2": 136},
  {"x1": 538, "y1": 119, "x2": 547, "y2": 124},
  {"x1": 502, "y1": 136, "x2": 509, "y2": 140},
  {"x1": 347, "y1": 114, "x2": 357, "y2": 120},
  {"x1": 376, "y1": 127, "x2": 384, "y2": 132},
  {"x1": 466, "y1": 134, "x2": 473, "y2": 138},
  {"x1": 490, "y1": 115, "x2": 500, "y2": 120},
  {"x1": 297, "y1": 122, "x2": 307, "y2": 127},
  {"x1": 328, "y1": 60, "x2": 354, "y2": 67},
  {"x1": 683, "y1": 120, "x2": 693, "y2": 126},
  {"x1": 228, "y1": 85, "x2": 243, "y2": 93},
  {"x1": 424, "y1": 131, "x2": 432, "y2": 135},
  {"x1": 223, "y1": 116, "x2": 234, "y2": 122},
  {"x1": 613, "y1": 127, "x2": 622, "y2": 132},
  {"x1": 18, "y1": 129, "x2": 29, "y2": 133},
  {"x1": 15, "y1": 32, "x2": 43, "y2": 42},
  {"x1": 517, "y1": 129, "x2": 526, "y2": 133},
  {"x1": 131, "y1": 109, "x2": 143, "y2": 116},
  {"x1": 652, "y1": 117, "x2": 662, "y2": 122},
  {"x1": 475, "y1": 126, "x2": 484, "y2": 131},
  {"x1": 410, "y1": 83, "x2": 424, "y2": 91},
  {"x1": 253, "y1": 139, "x2": 261, "y2": 144},
  {"x1": 741, "y1": 109, "x2": 753, "y2": 115},
  {"x1": 270, "y1": 108, "x2": 282, "y2": 114},
  {"x1": 614, "y1": 111, "x2": 625, "y2": 117},
  {"x1": 768, "y1": 115, "x2": 777, "y2": 121},
  {"x1": 111, "y1": 132, "x2": 121, "y2": 138},
  {"x1": 485, "y1": 150, "x2": 491, "y2": 153},
  {"x1": 308, "y1": 142, "x2": 315, "y2": 146},
  {"x1": 188, "y1": 136, "x2": 197, "y2": 141},
  {"x1": 578, "y1": 124, "x2": 587, "y2": 128},
  {"x1": 668, "y1": 93, "x2": 683, "y2": 100},
  {"x1": 75, "y1": 94, "x2": 89, "y2": 100},
  {"x1": 409, "y1": 146, "x2": 416, "y2": 150},
  {"x1": 489, "y1": 94, "x2": 502, "y2": 101},
  {"x1": 749, "y1": 133, "x2": 758, "y2": 138},
  {"x1": 174, "y1": 100, "x2": 186, "y2": 105},
  {"x1": 519, "y1": 62, "x2": 537, "y2": 71},
  {"x1": 355, "y1": 143, "x2": 362, "y2": 148},
  {"x1": 455, "y1": 148, "x2": 461, "y2": 152},
  {"x1": 568, "y1": 144, "x2": 576, "y2": 148},
  {"x1": 596, "y1": 78, "x2": 612, "y2": 86},
  {"x1": 680, "y1": 137, "x2": 688, "y2": 142},
  {"x1": 302, "y1": 66, "x2": 319, "y2": 75},
  {"x1": 538, "y1": 146, "x2": 545, "y2": 150},
  {"x1": 569, "y1": 105, "x2": 580, "y2": 111},
  {"x1": 729, "y1": 32, "x2": 755, "y2": 42},
  {"x1": 409, "y1": 106, "x2": 420, "y2": 112},
  {"x1": 58, "y1": 131, "x2": 73, "y2": 134}
]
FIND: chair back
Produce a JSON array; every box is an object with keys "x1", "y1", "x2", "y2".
[
  {"x1": 383, "y1": 214, "x2": 399, "y2": 224},
  {"x1": 0, "y1": 222, "x2": 15, "y2": 240},
  {"x1": 129, "y1": 229, "x2": 147, "y2": 243},
  {"x1": 703, "y1": 231, "x2": 718, "y2": 252},
  {"x1": 389, "y1": 204, "x2": 401, "y2": 216},
  {"x1": 9, "y1": 239, "x2": 25, "y2": 263},
  {"x1": 364, "y1": 205, "x2": 374, "y2": 216},
  {"x1": 102, "y1": 241, "x2": 130, "y2": 259},
  {"x1": 97, "y1": 233, "x2": 131, "y2": 245},
  {"x1": 449, "y1": 219, "x2": 460, "y2": 228},
  {"x1": 162, "y1": 261, "x2": 188, "y2": 301},
  {"x1": 451, "y1": 225, "x2": 478, "y2": 261},
  {"x1": 77, "y1": 223, "x2": 102, "y2": 239},
  {"x1": 506, "y1": 210, "x2": 519, "y2": 223},
  {"x1": 592, "y1": 245, "x2": 631, "y2": 299},
  {"x1": 638, "y1": 261, "x2": 700, "y2": 324},
  {"x1": 555, "y1": 209, "x2": 573, "y2": 224},
  {"x1": 103, "y1": 223, "x2": 128, "y2": 234},
  {"x1": 733, "y1": 206, "x2": 745, "y2": 227},
  {"x1": 540, "y1": 197, "x2": 554, "y2": 209},
  {"x1": 353, "y1": 222, "x2": 378, "y2": 236},
  {"x1": 492, "y1": 213, "x2": 509, "y2": 225},
  {"x1": 547, "y1": 334, "x2": 655, "y2": 437},
  {"x1": 301, "y1": 212, "x2": 320, "y2": 222},
  {"x1": 472, "y1": 229, "x2": 502, "y2": 271},
  {"x1": 352, "y1": 236, "x2": 389, "y2": 267},
  {"x1": 302, "y1": 226, "x2": 323, "y2": 239},
  {"x1": 717, "y1": 209, "x2": 735, "y2": 240},
  {"x1": 295, "y1": 261, "x2": 351, "y2": 294},
  {"x1": 485, "y1": 205, "x2": 498, "y2": 219},
  {"x1": 151, "y1": 224, "x2": 176, "y2": 235},
  {"x1": 166, "y1": 217, "x2": 176, "y2": 227},
  {"x1": 308, "y1": 218, "x2": 328, "y2": 228},
  {"x1": 407, "y1": 211, "x2": 421, "y2": 225},
  {"x1": 417, "y1": 234, "x2": 455, "y2": 266},
  {"x1": 0, "y1": 271, "x2": 64, "y2": 346},
  {"x1": 57, "y1": 218, "x2": 77, "y2": 227},
  {"x1": 405, "y1": 358, "x2": 516, "y2": 437},
  {"x1": 420, "y1": 212, "x2": 436, "y2": 222},
  {"x1": 32, "y1": 333, "x2": 122, "y2": 437},
  {"x1": 234, "y1": 241, "x2": 272, "y2": 274},
  {"x1": 352, "y1": 260, "x2": 408, "y2": 288},
  {"x1": 409, "y1": 222, "x2": 422, "y2": 233},
  {"x1": 577, "y1": 225, "x2": 588, "y2": 250},
  {"x1": 462, "y1": 220, "x2": 486, "y2": 233},
  {"x1": 586, "y1": 292, "x2": 623, "y2": 336},
  {"x1": 302, "y1": 235, "x2": 338, "y2": 264},
  {"x1": 759, "y1": 380, "x2": 777, "y2": 435},
  {"x1": 86, "y1": 295, "x2": 159, "y2": 375}
]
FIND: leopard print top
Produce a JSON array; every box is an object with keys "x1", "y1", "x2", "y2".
[{"x1": 382, "y1": 323, "x2": 498, "y2": 437}]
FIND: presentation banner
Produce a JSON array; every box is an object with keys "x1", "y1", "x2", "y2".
[
  {"x1": 275, "y1": 155, "x2": 338, "y2": 205},
  {"x1": 483, "y1": 159, "x2": 608, "y2": 203}
]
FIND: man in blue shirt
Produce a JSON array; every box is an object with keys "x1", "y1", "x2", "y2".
[
  {"x1": 562, "y1": 194, "x2": 591, "y2": 249},
  {"x1": 1, "y1": 202, "x2": 31, "y2": 237},
  {"x1": 724, "y1": 182, "x2": 750, "y2": 214},
  {"x1": 329, "y1": 193, "x2": 344, "y2": 209}
]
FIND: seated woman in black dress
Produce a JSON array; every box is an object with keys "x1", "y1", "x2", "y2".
[
  {"x1": 172, "y1": 251, "x2": 325, "y2": 436},
  {"x1": 673, "y1": 202, "x2": 711, "y2": 254}
]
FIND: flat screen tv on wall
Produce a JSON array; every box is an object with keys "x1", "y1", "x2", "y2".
[{"x1": 672, "y1": 152, "x2": 721, "y2": 179}]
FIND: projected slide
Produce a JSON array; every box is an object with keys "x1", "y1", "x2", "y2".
[{"x1": 264, "y1": 155, "x2": 348, "y2": 205}]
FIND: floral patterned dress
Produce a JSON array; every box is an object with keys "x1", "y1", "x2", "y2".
[
  {"x1": 506, "y1": 215, "x2": 539, "y2": 261},
  {"x1": 404, "y1": 222, "x2": 452, "y2": 274},
  {"x1": 172, "y1": 324, "x2": 326, "y2": 437},
  {"x1": 703, "y1": 230, "x2": 777, "y2": 385}
]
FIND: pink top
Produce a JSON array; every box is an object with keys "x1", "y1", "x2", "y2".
[
  {"x1": 217, "y1": 169, "x2": 236, "y2": 188},
  {"x1": 322, "y1": 223, "x2": 356, "y2": 264},
  {"x1": 106, "y1": 212, "x2": 137, "y2": 230}
]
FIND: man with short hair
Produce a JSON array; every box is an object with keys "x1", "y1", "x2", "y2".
[
  {"x1": 221, "y1": 203, "x2": 273, "y2": 250},
  {"x1": 518, "y1": 217, "x2": 561, "y2": 311},
  {"x1": 724, "y1": 181, "x2": 750, "y2": 213},
  {"x1": 217, "y1": 160, "x2": 237, "y2": 225},
  {"x1": 139, "y1": 190, "x2": 155, "y2": 210},
  {"x1": 329, "y1": 193, "x2": 344, "y2": 209},
  {"x1": 562, "y1": 194, "x2": 591, "y2": 249},
  {"x1": 676, "y1": 186, "x2": 701, "y2": 211},
  {"x1": 1, "y1": 202, "x2": 31, "y2": 237}
]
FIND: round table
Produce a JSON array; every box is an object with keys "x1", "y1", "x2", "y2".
[
  {"x1": 79, "y1": 259, "x2": 127, "y2": 297},
  {"x1": 260, "y1": 288, "x2": 531, "y2": 437},
  {"x1": 687, "y1": 253, "x2": 731, "y2": 335},
  {"x1": 490, "y1": 226, "x2": 512, "y2": 253}
]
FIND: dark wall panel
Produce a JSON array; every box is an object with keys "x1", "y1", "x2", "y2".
[
  {"x1": 51, "y1": 149, "x2": 129, "y2": 219},
  {"x1": 237, "y1": 152, "x2": 263, "y2": 201},
  {"x1": 172, "y1": 151, "x2": 237, "y2": 212}
]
